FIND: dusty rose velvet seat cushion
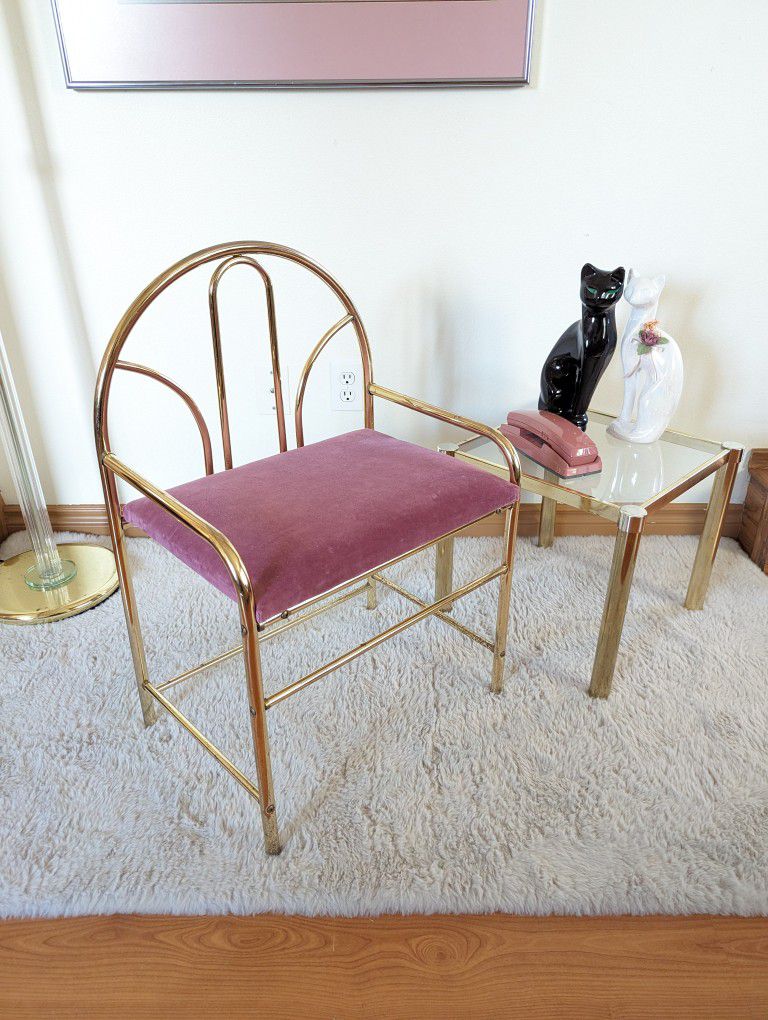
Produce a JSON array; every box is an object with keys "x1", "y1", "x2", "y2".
[{"x1": 123, "y1": 429, "x2": 519, "y2": 624}]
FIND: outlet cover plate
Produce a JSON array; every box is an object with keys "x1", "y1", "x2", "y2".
[
  {"x1": 330, "y1": 360, "x2": 363, "y2": 411},
  {"x1": 254, "y1": 367, "x2": 293, "y2": 415}
]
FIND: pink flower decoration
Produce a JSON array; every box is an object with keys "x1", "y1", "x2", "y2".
[{"x1": 634, "y1": 320, "x2": 668, "y2": 354}]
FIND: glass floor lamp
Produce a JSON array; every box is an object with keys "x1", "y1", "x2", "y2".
[{"x1": 0, "y1": 327, "x2": 117, "y2": 623}]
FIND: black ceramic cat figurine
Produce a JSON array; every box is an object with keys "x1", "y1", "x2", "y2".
[{"x1": 539, "y1": 263, "x2": 625, "y2": 431}]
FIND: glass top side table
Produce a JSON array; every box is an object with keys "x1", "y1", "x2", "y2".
[{"x1": 441, "y1": 410, "x2": 744, "y2": 699}]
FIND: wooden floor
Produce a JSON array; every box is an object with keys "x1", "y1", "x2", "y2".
[{"x1": 1, "y1": 914, "x2": 766, "y2": 1019}]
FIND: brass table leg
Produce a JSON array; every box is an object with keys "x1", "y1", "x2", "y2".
[
  {"x1": 435, "y1": 443, "x2": 458, "y2": 612},
  {"x1": 538, "y1": 470, "x2": 558, "y2": 548},
  {"x1": 366, "y1": 575, "x2": 378, "y2": 610},
  {"x1": 588, "y1": 506, "x2": 646, "y2": 699},
  {"x1": 685, "y1": 443, "x2": 744, "y2": 611}
]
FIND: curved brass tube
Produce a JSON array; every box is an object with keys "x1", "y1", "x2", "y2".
[
  {"x1": 115, "y1": 360, "x2": 214, "y2": 476},
  {"x1": 208, "y1": 255, "x2": 286, "y2": 467},
  {"x1": 369, "y1": 383, "x2": 522, "y2": 485},
  {"x1": 95, "y1": 240, "x2": 375, "y2": 471},
  {"x1": 103, "y1": 452, "x2": 252, "y2": 601},
  {"x1": 294, "y1": 313, "x2": 354, "y2": 447},
  {"x1": 94, "y1": 242, "x2": 381, "y2": 856}
]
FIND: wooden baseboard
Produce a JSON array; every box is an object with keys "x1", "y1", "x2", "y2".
[
  {"x1": 1, "y1": 504, "x2": 149, "y2": 539},
  {"x1": 1, "y1": 503, "x2": 145, "y2": 537},
  {"x1": 466, "y1": 502, "x2": 743, "y2": 538},
  {"x1": 0, "y1": 501, "x2": 743, "y2": 541}
]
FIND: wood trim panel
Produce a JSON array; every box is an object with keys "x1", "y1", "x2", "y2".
[
  {"x1": 0, "y1": 502, "x2": 744, "y2": 541},
  {"x1": 0, "y1": 914, "x2": 765, "y2": 1019},
  {"x1": 739, "y1": 450, "x2": 768, "y2": 571}
]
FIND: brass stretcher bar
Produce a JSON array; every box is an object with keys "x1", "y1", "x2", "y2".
[{"x1": 143, "y1": 562, "x2": 507, "y2": 804}]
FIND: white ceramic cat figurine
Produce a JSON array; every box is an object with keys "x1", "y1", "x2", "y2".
[{"x1": 607, "y1": 269, "x2": 684, "y2": 444}]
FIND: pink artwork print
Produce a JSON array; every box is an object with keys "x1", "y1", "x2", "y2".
[{"x1": 53, "y1": 0, "x2": 535, "y2": 88}]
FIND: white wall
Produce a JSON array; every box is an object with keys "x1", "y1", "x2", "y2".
[{"x1": 0, "y1": 0, "x2": 766, "y2": 505}]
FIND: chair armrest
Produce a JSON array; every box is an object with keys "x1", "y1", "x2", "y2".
[
  {"x1": 102, "y1": 452, "x2": 252, "y2": 599},
  {"x1": 369, "y1": 383, "x2": 522, "y2": 485}
]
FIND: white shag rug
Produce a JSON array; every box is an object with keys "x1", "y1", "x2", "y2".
[{"x1": 1, "y1": 529, "x2": 766, "y2": 919}]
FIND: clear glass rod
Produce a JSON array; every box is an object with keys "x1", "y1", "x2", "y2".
[{"x1": 0, "y1": 327, "x2": 75, "y2": 588}]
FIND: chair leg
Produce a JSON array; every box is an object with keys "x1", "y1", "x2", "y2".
[
  {"x1": 435, "y1": 536, "x2": 455, "y2": 613},
  {"x1": 240, "y1": 600, "x2": 281, "y2": 855},
  {"x1": 435, "y1": 442, "x2": 458, "y2": 613},
  {"x1": 491, "y1": 503, "x2": 519, "y2": 694},
  {"x1": 366, "y1": 575, "x2": 378, "y2": 610},
  {"x1": 101, "y1": 467, "x2": 156, "y2": 727}
]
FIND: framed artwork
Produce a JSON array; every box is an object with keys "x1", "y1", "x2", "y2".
[{"x1": 51, "y1": 0, "x2": 535, "y2": 89}]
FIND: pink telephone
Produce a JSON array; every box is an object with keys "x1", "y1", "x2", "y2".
[{"x1": 501, "y1": 410, "x2": 602, "y2": 478}]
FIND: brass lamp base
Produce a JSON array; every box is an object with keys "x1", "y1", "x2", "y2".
[{"x1": 0, "y1": 542, "x2": 118, "y2": 624}]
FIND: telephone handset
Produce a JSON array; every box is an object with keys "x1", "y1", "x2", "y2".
[{"x1": 501, "y1": 410, "x2": 603, "y2": 478}]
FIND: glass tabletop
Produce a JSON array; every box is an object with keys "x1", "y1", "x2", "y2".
[{"x1": 456, "y1": 410, "x2": 726, "y2": 512}]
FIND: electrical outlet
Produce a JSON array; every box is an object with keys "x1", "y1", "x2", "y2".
[{"x1": 331, "y1": 361, "x2": 363, "y2": 411}]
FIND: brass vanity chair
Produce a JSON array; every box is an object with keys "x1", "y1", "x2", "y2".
[{"x1": 95, "y1": 242, "x2": 521, "y2": 856}]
